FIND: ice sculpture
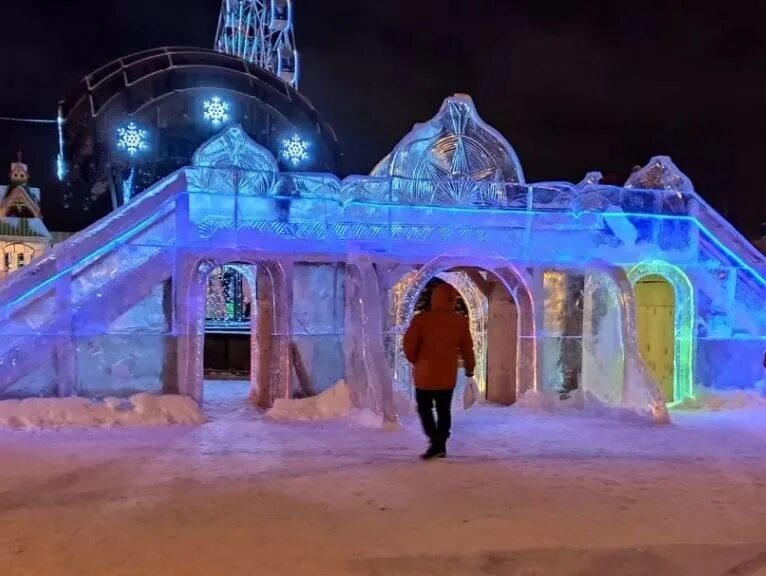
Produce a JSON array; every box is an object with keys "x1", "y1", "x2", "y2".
[
  {"x1": 624, "y1": 155, "x2": 693, "y2": 216},
  {"x1": 371, "y1": 94, "x2": 524, "y2": 206},
  {"x1": 0, "y1": 95, "x2": 763, "y2": 421},
  {"x1": 577, "y1": 171, "x2": 603, "y2": 188},
  {"x1": 625, "y1": 155, "x2": 694, "y2": 194},
  {"x1": 189, "y1": 124, "x2": 279, "y2": 195}
]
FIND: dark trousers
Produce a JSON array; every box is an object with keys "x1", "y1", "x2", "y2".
[{"x1": 415, "y1": 388, "x2": 454, "y2": 446}]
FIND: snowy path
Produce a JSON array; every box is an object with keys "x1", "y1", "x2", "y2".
[{"x1": 0, "y1": 383, "x2": 765, "y2": 575}]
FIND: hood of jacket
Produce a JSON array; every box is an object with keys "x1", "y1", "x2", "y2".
[{"x1": 430, "y1": 284, "x2": 458, "y2": 312}]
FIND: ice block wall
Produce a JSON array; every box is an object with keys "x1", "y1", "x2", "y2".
[{"x1": 291, "y1": 263, "x2": 345, "y2": 394}]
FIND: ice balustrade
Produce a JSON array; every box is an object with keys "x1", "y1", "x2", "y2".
[
  {"x1": 0, "y1": 172, "x2": 183, "y2": 396},
  {"x1": 0, "y1": 161, "x2": 763, "y2": 403}
]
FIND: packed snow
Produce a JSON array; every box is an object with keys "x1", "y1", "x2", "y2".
[
  {"x1": 517, "y1": 388, "x2": 670, "y2": 423},
  {"x1": 267, "y1": 380, "x2": 411, "y2": 428},
  {"x1": 675, "y1": 387, "x2": 766, "y2": 411},
  {"x1": 267, "y1": 379, "x2": 355, "y2": 421},
  {"x1": 0, "y1": 381, "x2": 764, "y2": 575},
  {"x1": 0, "y1": 393, "x2": 206, "y2": 429}
]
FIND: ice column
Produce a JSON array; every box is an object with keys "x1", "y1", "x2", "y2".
[{"x1": 344, "y1": 251, "x2": 396, "y2": 422}]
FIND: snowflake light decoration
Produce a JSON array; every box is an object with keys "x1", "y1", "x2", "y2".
[
  {"x1": 281, "y1": 134, "x2": 309, "y2": 167},
  {"x1": 203, "y1": 96, "x2": 230, "y2": 127},
  {"x1": 116, "y1": 122, "x2": 148, "y2": 156}
]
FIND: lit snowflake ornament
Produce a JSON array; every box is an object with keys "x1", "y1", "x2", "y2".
[
  {"x1": 281, "y1": 135, "x2": 309, "y2": 167},
  {"x1": 203, "y1": 96, "x2": 230, "y2": 127},
  {"x1": 116, "y1": 122, "x2": 148, "y2": 155}
]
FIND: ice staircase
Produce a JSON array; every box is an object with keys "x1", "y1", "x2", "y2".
[
  {"x1": 686, "y1": 193, "x2": 766, "y2": 337},
  {"x1": 0, "y1": 172, "x2": 182, "y2": 391}
]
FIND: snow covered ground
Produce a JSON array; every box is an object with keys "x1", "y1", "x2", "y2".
[
  {"x1": 0, "y1": 393, "x2": 206, "y2": 429},
  {"x1": 0, "y1": 380, "x2": 764, "y2": 575}
]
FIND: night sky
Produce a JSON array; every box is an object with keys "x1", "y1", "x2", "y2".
[{"x1": 1, "y1": 1, "x2": 764, "y2": 234}]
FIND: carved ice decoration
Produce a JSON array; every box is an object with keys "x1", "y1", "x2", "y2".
[
  {"x1": 371, "y1": 94, "x2": 525, "y2": 207},
  {"x1": 188, "y1": 124, "x2": 279, "y2": 195},
  {"x1": 578, "y1": 171, "x2": 604, "y2": 188},
  {"x1": 625, "y1": 155, "x2": 694, "y2": 213}
]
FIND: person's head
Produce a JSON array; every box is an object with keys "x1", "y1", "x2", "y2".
[{"x1": 430, "y1": 283, "x2": 458, "y2": 312}]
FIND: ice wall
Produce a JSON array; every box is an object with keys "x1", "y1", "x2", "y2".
[
  {"x1": 291, "y1": 263, "x2": 345, "y2": 394},
  {"x1": 76, "y1": 283, "x2": 169, "y2": 397}
]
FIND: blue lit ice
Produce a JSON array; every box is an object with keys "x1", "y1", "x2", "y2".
[{"x1": 0, "y1": 94, "x2": 764, "y2": 422}]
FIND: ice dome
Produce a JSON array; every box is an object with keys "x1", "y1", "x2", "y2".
[{"x1": 371, "y1": 94, "x2": 524, "y2": 206}]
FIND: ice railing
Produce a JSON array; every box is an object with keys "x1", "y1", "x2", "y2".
[
  {"x1": 179, "y1": 166, "x2": 764, "y2": 275},
  {"x1": 183, "y1": 166, "x2": 765, "y2": 262},
  {"x1": 337, "y1": 176, "x2": 700, "y2": 214},
  {"x1": 181, "y1": 164, "x2": 711, "y2": 216},
  {"x1": 0, "y1": 171, "x2": 182, "y2": 337}
]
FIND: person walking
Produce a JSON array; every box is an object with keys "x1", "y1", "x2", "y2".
[{"x1": 403, "y1": 283, "x2": 475, "y2": 460}]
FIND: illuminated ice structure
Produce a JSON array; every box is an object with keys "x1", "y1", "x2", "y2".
[{"x1": 0, "y1": 94, "x2": 764, "y2": 423}]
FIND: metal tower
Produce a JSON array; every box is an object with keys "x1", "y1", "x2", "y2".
[{"x1": 215, "y1": 0, "x2": 299, "y2": 88}]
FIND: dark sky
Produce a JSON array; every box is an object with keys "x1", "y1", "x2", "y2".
[{"x1": 1, "y1": 1, "x2": 765, "y2": 234}]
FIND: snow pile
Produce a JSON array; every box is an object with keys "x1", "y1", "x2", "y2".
[
  {"x1": 673, "y1": 387, "x2": 766, "y2": 411},
  {"x1": 267, "y1": 380, "x2": 386, "y2": 427},
  {"x1": 0, "y1": 393, "x2": 207, "y2": 429},
  {"x1": 516, "y1": 388, "x2": 670, "y2": 424},
  {"x1": 268, "y1": 380, "x2": 353, "y2": 421}
]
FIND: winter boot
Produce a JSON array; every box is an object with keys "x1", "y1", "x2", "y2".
[{"x1": 420, "y1": 442, "x2": 446, "y2": 460}]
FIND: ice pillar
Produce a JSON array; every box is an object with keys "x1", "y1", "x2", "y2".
[{"x1": 344, "y1": 253, "x2": 396, "y2": 422}]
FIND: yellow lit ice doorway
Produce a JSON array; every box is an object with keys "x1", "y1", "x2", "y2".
[{"x1": 635, "y1": 275, "x2": 675, "y2": 402}]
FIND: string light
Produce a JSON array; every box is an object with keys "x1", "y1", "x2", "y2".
[{"x1": 56, "y1": 105, "x2": 66, "y2": 181}]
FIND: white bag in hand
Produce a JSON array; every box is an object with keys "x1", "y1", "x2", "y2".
[{"x1": 463, "y1": 377, "x2": 479, "y2": 410}]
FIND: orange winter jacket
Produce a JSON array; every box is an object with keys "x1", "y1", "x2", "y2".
[{"x1": 403, "y1": 284, "x2": 476, "y2": 391}]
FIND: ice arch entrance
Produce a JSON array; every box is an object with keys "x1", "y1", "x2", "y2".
[
  {"x1": 393, "y1": 272, "x2": 488, "y2": 396},
  {"x1": 390, "y1": 256, "x2": 536, "y2": 402},
  {"x1": 628, "y1": 260, "x2": 695, "y2": 403},
  {"x1": 178, "y1": 257, "x2": 290, "y2": 407},
  {"x1": 204, "y1": 264, "x2": 255, "y2": 376}
]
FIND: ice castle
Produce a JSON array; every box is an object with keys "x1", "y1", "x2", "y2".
[{"x1": 1, "y1": 93, "x2": 764, "y2": 422}]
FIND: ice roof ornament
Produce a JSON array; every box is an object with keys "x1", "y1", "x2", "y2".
[
  {"x1": 624, "y1": 156, "x2": 694, "y2": 195},
  {"x1": 578, "y1": 171, "x2": 604, "y2": 188},
  {"x1": 371, "y1": 94, "x2": 525, "y2": 207},
  {"x1": 189, "y1": 124, "x2": 279, "y2": 194}
]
